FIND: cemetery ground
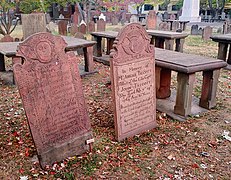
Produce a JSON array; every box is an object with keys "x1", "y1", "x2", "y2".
[{"x1": 0, "y1": 26, "x2": 231, "y2": 179}]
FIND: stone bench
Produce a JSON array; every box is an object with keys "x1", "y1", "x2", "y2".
[{"x1": 155, "y1": 48, "x2": 227, "y2": 120}]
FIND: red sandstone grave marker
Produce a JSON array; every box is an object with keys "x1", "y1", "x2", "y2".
[
  {"x1": 88, "y1": 21, "x2": 95, "y2": 33},
  {"x1": 97, "y1": 19, "x2": 106, "y2": 31},
  {"x1": 146, "y1": 10, "x2": 157, "y2": 30},
  {"x1": 110, "y1": 23, "x2": 157, "y2": 141},
  {"x1": 202, "y1": 26, "x2": 213, "y2": 41},
  {"x1": 70, "y1": 24, "x2": 79, "y2": 36},
  {"x1": 13, "y1": 32, "x2": 93, "y2": 168},
  {"x1": 79, "y1": 21, "x2": 87, "y2": 34},
  {"x1": 58, "y1": 20, "x2": 68, "y2": 35}
]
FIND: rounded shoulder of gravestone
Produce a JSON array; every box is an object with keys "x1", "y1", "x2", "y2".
[
  {"x1": 110, "y1": 23, "x2": 154, "y2": 60},
  {"x1": 16, "y1": 32, "x2": 66, "y2": 63}
]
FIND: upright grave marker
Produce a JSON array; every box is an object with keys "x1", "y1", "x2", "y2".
[
  {"x1": 146, "y1": 10, "x2": 157, "y2": 30},
  {"x1": 58, "y1": 20, "x2": 68, "y2": 35},
  {"x1": 88, "y1": 21, "x2": 95, "y2": 33},
  {"x1": 79, "y1": 21, "x2": 87, "y2": 34},
  {"x1": 21, "y1": 13, "x2": 46, "y2": 39},
  {"x1": 97, "y1": 19, "x2": 106, "y2": 31},
  {"x1": 13, "y1": 32, "x2": 93, "y2": 168},
  {"x1": 110, "y1": 23, "x2": 156, "y2": 141},
  {"x1": 202, "y1": 26, "x2": 213, "y2": 40}
]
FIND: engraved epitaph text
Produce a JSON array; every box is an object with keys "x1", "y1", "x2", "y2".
[
  {"x1": 110, "y1": 23, "x2": 156, "y2": 141},
  {"x1": 13, "y1": 32, "x2": 93, "y2": 168}
]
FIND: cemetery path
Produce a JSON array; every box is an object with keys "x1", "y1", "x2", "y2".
[{"x1": 1, "y1": 40, "x2": 231, "y2": 179}]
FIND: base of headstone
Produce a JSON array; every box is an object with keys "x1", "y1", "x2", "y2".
[
  {"x1": 157, "y1": 90, "x2": 208, "y2": 121},
  {"x1": 179, "y1": 16, "x2": 201, "y2": 23},
  {"x1": 93, "y1": 55, "x2": 110, "y2": 66}
]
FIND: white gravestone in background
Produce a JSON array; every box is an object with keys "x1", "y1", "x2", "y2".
[{"x1": 179, "y1": 0, "x2": 201, "y2": 22}]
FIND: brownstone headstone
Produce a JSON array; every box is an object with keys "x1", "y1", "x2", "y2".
[
  {"x1": 87, "y1": 21, "x2": 95, "y2": 33},
  {"x1": 97, "y1": 19, "x2": 106, "y2": 31},
  {"x1": 169, "y1": 14, "x2": 176, "y2": 20},
  {"x1": 74, "y1": 32, "x2": 85, "y2": 39},
  {"x1": 70, "y1": 24, "x2": 79, "y2": 36},
  {"x1": 172, "y1": 21, "x2": 179, "y2": 31},
  {"x1": 110, "y1": 23, "x2": 156, "y2": 141},
  {"x1": 58, "y1": 20, "x2": 68, "y2": 35},
  {"x1": 13, "y1": 32, "x2": 93, "y2": 168},
  {"x1": 146, "y1": 10, "x2": 157, "y2": 30},
  {"x1": 72, "y1": 5, "x2": 80, "y2": 25},
  {"x1": 111, "y1": 15, "x2": 119, "y2": 25},
  {"x1": 202, "y1": 26, "x2": 213, "y2": 40},
  {"x1": 158, "y1": 22, "x2": 170, "y2": 31},
  {"x1": 79, "y1": 21, "x2": 87, "y2": 34},
  {"x1": 21, "y1": 13, "x2": 47, "y2": 39},
  {"x1": 1, "y1": 35, "x2": 14, "y2": 42}
]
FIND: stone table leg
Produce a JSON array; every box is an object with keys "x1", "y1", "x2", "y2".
[
  {"x1": 150, "y1": 37, "x2": 155, "y2": 45},
  {"x1": 156, "y1": 67, "x2": 171, "y2": 99},
  {"x1": 174, "y1": 72, "x2": 195, "y2": 116},
  {"x1": 217, "y1": 42, "x2": 228, "y2": 61},
  {"x1": 106, "y1": 38, "x2": 115, "y2": 55},
  {"x1": 0, "y1": 53, "x2": 6, "y2": 71},
  {"x1": 227, "y1": 44, "x2": 231, "y2": 64},
  {"x1": 83, "y1": 46, "x2": 93, "y2": 72},
  {"x1": 93, "y1": 36, "x2": 102, "y2": 57},
  {"x1": 199, "y1": 69, "x2": 220, "y2": 109},
  {"x1": 165, "y1": 39, "x2": 174, "y2": 51},
  {"x1": 175, "y1": 39, "x2": 185, "y2": 52}
]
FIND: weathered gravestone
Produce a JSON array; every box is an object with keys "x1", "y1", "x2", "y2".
[
  {"x1": 202, "y1": 26, "x2": 213, "y2": 40},
  {"x1": 110, "y1": 23, "x2": 156, "y2": 141},
  {"x1": 169, "y1": 14, "x2": 176, "y2": 20},
  {"x1": 158, "y1": 22, "x2": 170, "y2": 31},
  {"x1": 130, "y1": 15, "x2": 139, "y2": 23},
  {"x1": 13, "y1": 32, "x2": 93, "y2": 168},
  {"x1": 72, "y1": 5, "x2": 81, "y2": 25},
  {"x1": 21, "y1": 13, "x2": 47, "y2": 39},
  {"x1": 97, "y1": 19, "x2": 106, "y2": 31},
  {"x1": 111, "y1": 15, "x2": 119, "y2": 25},
  {"x1": 87, "y1": 21, "x2": 95, "y2": 33},
  {"x1": 46, "y1": 22, "x2": 57, "y2": 33},
  {"x1": 79, "y1": 21, "x2": 87, "y2": 34},
  {"x1": 163, "y1": 11, "x2": 169, "y2": 20},
  {"x1": 121, "y1": 11, "x2": 126, "y2": 25},
  {"x1": 74, "y1": 32, "x2": 85, "y2": 39},
  {"x1": 69, "y1": 24, "x2": 79, "y2": 36},
  {"x1": 146, "y1": 10, "x2": 157, "y2": 30},
  {"x1": 172, "y1": 21, "x2": 179, "y2": 31},
  {"x1": 191, "y1": 25, "x2": 199, "y2": 35},
  {"x1": 223, "y1": 21, "x2": 231, "y2": 34},
  {"x1": 58, "y1": 20, "x2": 68, "y2": 35},
  {"x1": 198, "y1": 27, "x2": 203, "y2": 35}
]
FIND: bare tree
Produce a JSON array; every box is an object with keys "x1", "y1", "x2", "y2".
[{"x1": 208, "y1": 0, "x2": 225, "y2": 18}]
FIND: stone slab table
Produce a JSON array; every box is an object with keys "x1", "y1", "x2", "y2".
[
  {"x1": 211, "y1": 34, "x2": 231, "y2": 69},
  {"x1": 155, "y1": 48, "x2": 227, "y2": 120}
]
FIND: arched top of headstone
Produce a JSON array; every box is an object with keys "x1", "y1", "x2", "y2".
[
  {"x1": 110, "y1": 23, "x2": 153, "y2": 64},
  {"x1": 16, "y1": 32, "x2": 66, "y2": 63},
  {"x1": 79, "y1": 20, "x2": 86, "y2": 26},
  {"x1": 99, "y1": 13, "x2": 106, "y2": 21}
]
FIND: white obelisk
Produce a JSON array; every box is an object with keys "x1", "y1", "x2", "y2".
[{"x1": 179, "y1": 0, "x2": 201, "y2": 22}]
